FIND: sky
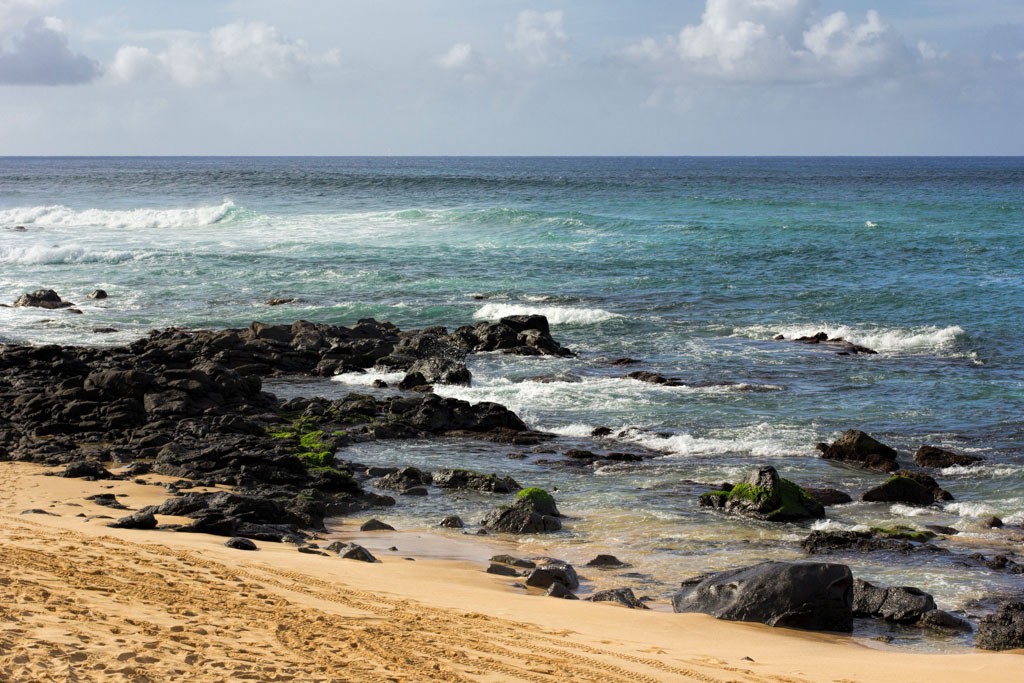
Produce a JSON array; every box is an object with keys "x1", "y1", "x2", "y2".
[{"x1": 1, "y1": 0, "x2": 1023, "y2": 155}]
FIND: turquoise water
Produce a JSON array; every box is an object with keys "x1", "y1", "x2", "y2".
[{"x1": 2, "y1": 157, "x2": 1023, "y2": 645}]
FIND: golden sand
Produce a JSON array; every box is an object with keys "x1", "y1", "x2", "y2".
[{"x1": 0, "y1": 461, "x2": 1020, "y2": 682}]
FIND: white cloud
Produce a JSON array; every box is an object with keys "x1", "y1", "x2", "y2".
[
  {"x1": 434, "y1": 42, "x2": 493, "y2": 83},
  {"x1": 507, "y1": 9, "x2": 568, "y2": 68},
  {"x1": 110, "y1": 20, "x2": 340, "y2": 87},
  {"x1": 0, "y1": 0, "x2": 99, "y2": 85},
  {"x1": 436, "y1": 42, "x2": 474, "y2": 70},
  {"x1": 631, "y1": 0, "x2": 907, "y2": 85}
]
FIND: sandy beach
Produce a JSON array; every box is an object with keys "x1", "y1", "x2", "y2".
[{"x1": 0, "y1": 461, "x2": 1020, "y2": 683}]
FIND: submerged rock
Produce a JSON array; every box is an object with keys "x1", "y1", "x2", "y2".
[
  {"x1": 698, "y1": 466, "x2": 824, "y2": 522},
  {"x1": 817, "y1": 430, "x2": 898, "y2": 472},
  {"x1": 672, "y1": 562, "x2": 854, "y2": 632}
]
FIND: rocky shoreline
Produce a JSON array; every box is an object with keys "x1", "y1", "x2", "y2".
[{"x1": 2, "y1": 303, "x2": 1022, "y2": 651}]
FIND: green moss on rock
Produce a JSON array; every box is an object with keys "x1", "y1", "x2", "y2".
[{"x1": 515, "y1": 487, "x2": 558, "y2": 516}]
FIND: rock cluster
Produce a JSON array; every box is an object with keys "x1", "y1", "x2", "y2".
[{"x1": 0, "y1": 317, "x2": 561, "y2": 540}]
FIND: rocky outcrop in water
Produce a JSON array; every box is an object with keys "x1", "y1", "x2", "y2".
[
  {"x1": 774, "y1": 331, "x2": 877, "y2": 355},
  {"x1": 816, "y1": 430, "x2": 898, "y2": 472},
  {"x1": 0, "y1": 318, "x2": 563, "y2": 537},
  {"x1": 13, "y1": 289, "x2": 74, "y2": 309},
  {"x1": 672, "y1": 562, "x2": 854, "y2": 632},
  {"x1": 431, "y1": 468, "x2": 521, "y2": 493},
  {"x1": 698, "y1": 466, "x2": 824, "y2": 522},
  {"x1": 860, "y1": 471, "x2": 952, "y2": 505},
  {"x1": 482, "y1": 487, "x2": 562, "y2": 533},
  {"x1": 914, "y1": 445, "x2": 983, "y2": 469}
]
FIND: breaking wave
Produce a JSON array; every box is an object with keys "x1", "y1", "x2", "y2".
[
  {"x1": 742, "y1": 323, "x2": 966, "y2": 354},
  {"x1": 0, "y1": 244, "x2": 143, "y2": 265},
  {"x1": 473, "y1": 302, "x2": 620, "y2": 325},
  {"x1": 0, "y1": 200, "x2": 237, "y2": 230}
]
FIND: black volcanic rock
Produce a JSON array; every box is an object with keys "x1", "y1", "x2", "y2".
[
  {"x1": 672, "y1": 562, "x2": 853, "y2": 632},
  {"x1": 816, "y1": 430, "x2": 898, "y2": 472}
]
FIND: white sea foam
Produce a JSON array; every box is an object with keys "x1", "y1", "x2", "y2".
[
  {"x1": 944, "y1": 501, "x2": 997, "y2": 518},
  {"x1": 742, "y1": 323, "x2": 966, "y2": 354},
  {"x1": 622, "y1": 423, "x2": 812, "y2": 458},
  {"x1": 864, "y1": 220, "x2": 878, "y2": 228},
  {"x1": 545, "y1": 423, "x2": 600, "y2": 438},
  {"x1": 889, "y1": 504, "x2": 931, "y2": 517},
  {"x1": 0, "y1": 244, "x2": 143, "y2": 265},
  {"x1": 940, "y1": 464, "x2": 1020, "y2": 478},
  {"x1": 330, "y1": 370, "x2": 406, "y2": 386},
  {"x1": 473, "y1": 302, "x2": 620, "y2": 325},
  {"x1": 0, "y1": 201, "x2": 235, "y2": 230}
]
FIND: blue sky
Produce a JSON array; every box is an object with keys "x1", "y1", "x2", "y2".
[{"x1": 1, "y1": 0, "x2": 1022, "y2": 155}]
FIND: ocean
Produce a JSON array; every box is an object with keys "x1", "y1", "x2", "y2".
[{"x1": 2, "y1": 156, "x2": 1022, "y2": 648}]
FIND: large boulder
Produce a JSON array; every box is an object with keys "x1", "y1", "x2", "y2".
[
  {"x1": 976, "y1": 603, "x2": 1024, "y2": 651},
  {"x1": 698, "y1": 466, "x2": 824, "y2": 522},
  {"x1": 672, "y1": 562, "x2": 854, "y2": 632},
  {"x1": 482, "y1": 487, "x2": 561, "y2": 533},
  {"x1": 817, "y1": 430, "x2": 898, "y2": 472},
  {"x1": 853, "y1": 579, "x2": 937, "y2": 624},
  {"x1": 914, "y1": 445, "x2": 983, "y2": 469}
]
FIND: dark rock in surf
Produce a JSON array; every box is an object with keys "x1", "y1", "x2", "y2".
[
  {"x1": 439, "y1": 515, "x2": 465, "y2": 529},
  {"x1": 13, "y1": 289, "x2": 73, "y2": 309},
  {"x1": 373, "y1": 466, "x2": 432, "y2": 493},
  {"x1": 914, "y1": 445, "x2": 983, "y2": 469},
  {"x1": 853, "y1": 579, "x2": 937, "y2": 624},
  {"x1": 671, "y1": 562, "x2": 853, "y2": 632},
  {"x1": 482, "y1": 488, "x2": 561, "y2": 534},
  {"x1": 698, "y1": 466, "x2": 824, "y2": 522},
  {"x1": 431, "y1": 468, "x2": 521, "y2": 493},
  {"x1": 87, "y1": 289, "x2": 108, "y2": 300},
  {"x1": 816, "y1": 430, "x2": 898, "y2": 472},
  {"x1": 586, "y1": 554, "x2": 630, "y2": 569},
  {"x1": 861, "y1": 470, "x2": 952, "y2": 505}
]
